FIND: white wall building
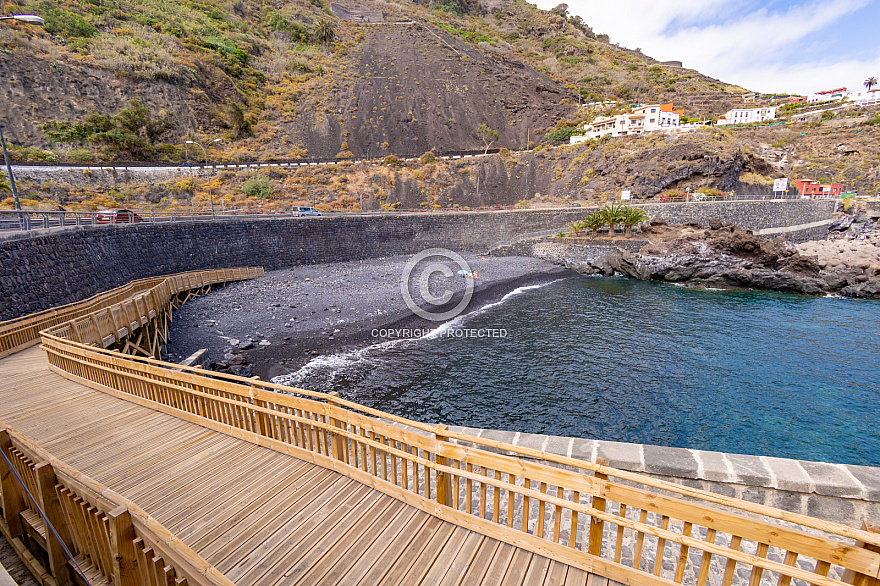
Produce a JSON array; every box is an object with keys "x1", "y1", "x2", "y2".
[
  {"x1": 847, "y1": 88, "x2": 880, "y2": 106},
  {"x1": 570, "y1": 103, "x2": 683, "y2": 143},
  {"x1": 716, "y1": 106, "x2": 777, "y2": 126},
  {"x1": 806, "y1": 87, "x2": 847, "y2": 103}
]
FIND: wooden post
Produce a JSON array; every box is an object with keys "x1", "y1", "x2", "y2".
[
  {"x1": 0, "y1": 430, "x2": 25, "y2": 538},
  {"x1": 108, "y1": 505, "x2": 138, "y2": 586},
  {"x1": 588, "y1": 457, "x2": 610, "y2": 557},
  {"x1": 843, "y1": 522, "x2": 880, "y2": 586},
  {"x1": 327, "y1": 393, "x2": 346, "y2": 463},
  {"x1": 251, "y1": 377, "x2": 271, "y2": 438},
  {"x1": 35, "y1": 462, "x2": 73, "y2": 586},
  {"x1": 65, "y1": 320, "x2": 81, "y2": 343},
  {"x1": 435, "y1": 424, "x2": 453, "y2": 508}
]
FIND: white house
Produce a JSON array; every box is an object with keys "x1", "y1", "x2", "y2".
[
  {"x1": 570, "y1": 103, "x2": 683, "y2": 143},
  {"x1": 716, "y1": 106, "x2": 777, "y2": 126},
  {"x1": 806, "y1": 87, "x2": 847, "y2": 103},
  {"x1": 847, "y1": 88, "x2": 880, "y2": 106}
]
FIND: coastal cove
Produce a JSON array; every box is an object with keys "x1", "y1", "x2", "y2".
[{"x1": 270, "y1": 276, "x2": 880, "y2": 468}]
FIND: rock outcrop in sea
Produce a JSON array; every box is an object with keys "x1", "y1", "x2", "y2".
[{"x1": 531, "y1": 209, "x2": 880, "y2": 299}]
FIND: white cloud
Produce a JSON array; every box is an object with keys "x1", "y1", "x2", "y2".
[{"x1": 533, "y1": 0, "x2": 876, "y2": 94}]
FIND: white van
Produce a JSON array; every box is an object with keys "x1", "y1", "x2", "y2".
[{"x1": 296, "y1": 207, "x2": 322, "y2": 216}]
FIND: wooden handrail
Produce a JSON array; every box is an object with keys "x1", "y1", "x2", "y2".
[
  {"x1": 0, "y1": 426, "x2": 235, "y2": 586},
  {"x1": 38, "y1": 335, "x2": 880, "y2": 586},
  {"x1": 5, "y1": 265, "x2": 877, "y2": 586},
  {"x1": 0, "y1": 268, "x2": 263, "y2": 359}
]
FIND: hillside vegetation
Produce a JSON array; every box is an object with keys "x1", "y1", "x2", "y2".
[
  {"x1": 1, "y1": 0, "x2": 749, "y2": 163},
  {"x1": 7, "y1": 113, "x2": 879, "y2": 213}
]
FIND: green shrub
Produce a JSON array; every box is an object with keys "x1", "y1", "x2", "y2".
[
  {"x1": 243, "y1": 177, "x2": 274, "y2": 200},
  {"x1": 545, "y1": 126, "x2": 580, "y2": 142},
  {"x1": 41, "y1": 7, "x2": 97, "y2": 38}
]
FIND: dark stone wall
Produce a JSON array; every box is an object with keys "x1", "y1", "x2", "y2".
[{"x1": 0, "y1": 201, "x2": 836, "y2": 321}]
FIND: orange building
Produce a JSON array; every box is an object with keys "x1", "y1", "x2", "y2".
[{"x1": 795, "y1": 180, "x2": 843, "y2": 198}]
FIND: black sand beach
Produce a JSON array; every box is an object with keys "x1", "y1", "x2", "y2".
[{"x1": 166, "y1": 254, "x2": 576, "y2": 380}]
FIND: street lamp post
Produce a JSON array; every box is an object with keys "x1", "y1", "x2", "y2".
[
  {"x1": 185, "y1": 139, "x2": 221, "y2": 216},
  {"x1": 1, "y1": 14, "x2": 44, "y2": 230}
]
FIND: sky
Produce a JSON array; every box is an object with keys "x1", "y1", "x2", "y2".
[{"x1": 530, "y1": 0, "x2": 880, "y2": 95}]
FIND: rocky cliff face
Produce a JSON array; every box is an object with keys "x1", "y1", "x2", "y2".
[{"x1": 534, "y1": 215, "x2": 880, "y2": 299}]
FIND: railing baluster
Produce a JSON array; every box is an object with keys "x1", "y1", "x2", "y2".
[
  {"x1": 536, "y1": 482, "x2": 547, "y2": 539},
  {"x1": 675, "y1": 521, "x2": 693, "y2": 583},
  {"x1": 654, "y1": 515, "x2": 671, "y2": 576},
  {"x1": 721, "y1": 536, "x2": 743, "y2": 586},
  {"x1": 697, "y1": 528, "x2": 717, "y2": 586},
  {"x1": 777, "y1": 550, "x2": 798, "y2": 586},
  {"x1": 633, "y1": 508, "x2": 648, "y2": 570},
  {"x1": 614, "y1": 503, "x2": 627, "y2": 563},
  {"x1": 568, "y1": 490, "x2": 580, "y2": 548}
]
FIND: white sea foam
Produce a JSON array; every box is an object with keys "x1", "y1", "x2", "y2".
[{"x1": 271, "y1": 278, "x2": 565, "y2": 386}]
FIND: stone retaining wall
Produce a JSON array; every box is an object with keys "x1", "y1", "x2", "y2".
[
  {"x1": 451, "y1": 426, "x2": 880, "y2": 529},
  {"x1": 1, "y1": 201, "x2": 835, "y2": 320}
]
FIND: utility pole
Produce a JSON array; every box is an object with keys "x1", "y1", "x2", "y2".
[
  {"x1": 185, "y1": 138, "x2": 221, "y2": 216},
  {"x1": 0, "y1": 14, "x2": 44, "y2": 230}
]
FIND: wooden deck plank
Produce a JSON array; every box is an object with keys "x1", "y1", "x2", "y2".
[
  {"x1": 262, "y1": 493, "x2": 395, "y2": 586},
  {"x1": 335, "y1": 508, "x2": 428, "y2": 585},
  {"x1": 303, "y1": 502, "x2": 418, "y2": 586},
  {"x1": 186, "y1": 467, "x2": 335, "y2": 551},
  {"x1": 357, "y1": 516, "x2": 452, "y2": 586},
  {"x1": 542, "y1": 561, "x2": 571, "y2": 586},
  {"x1": 469, "y1": 542, "x2": 518, "y2": 586},
  {"x1": 500, "y1": 548, "x2": 536, "y2": 586},
  {"x1": 400, "y1": 525, "x2": 471, "y2": 585},
  {"x1": 160, "y1": 458, "x2": 308, "y2": 529},
  {"x1": 224, "y1": 482, "x2": 371, "y2": 583},
  {"x1": 436, "y1": 531, "x2": 487, "y2": 586},
  {"x1": 562, "y1": 567, "x2": 590, "y2": 586},
  {"x1": 0, "y1": 346, "x2": 582, "y2": 586},
  {"x1": 522, "y1": 555, "x2": 552, "y2": 586},
  {"x1": 455, "y1": 537, "x2": 503, "y2": 586}
]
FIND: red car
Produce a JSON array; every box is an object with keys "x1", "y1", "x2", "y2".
[{"x1": 95, "y1": 209, "x2": 144, "y2": 224}]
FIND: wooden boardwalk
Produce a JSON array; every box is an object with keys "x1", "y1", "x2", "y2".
[
  {"x1": 2, "y1": 268, "x2": 877, "y2": 586},
  {"x1": 0, "y1": 347, "x2": 596, "y2": 586}
]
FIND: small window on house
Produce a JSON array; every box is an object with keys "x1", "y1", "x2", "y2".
[{"x1": 650, "y1": 119, "x2": 655, "y2": 123}]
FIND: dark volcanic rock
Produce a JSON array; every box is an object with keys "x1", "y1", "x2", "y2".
[{"x1": 538, "y1": 221, "x2": 880, "y2": 299}]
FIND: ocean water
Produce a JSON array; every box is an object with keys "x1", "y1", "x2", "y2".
[{"x1": 274, "y1": 277, "x2": 880, "y2": 466}]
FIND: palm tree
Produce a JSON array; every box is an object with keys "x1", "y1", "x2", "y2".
[
  {"x1": 316, "y1": 20, "x2": 335, "y2": 55},
  {"x1": 0, "y1": 172, "x2": 10, "y2": 195},
  {"x1": 584, "y1": 212, "x2": 604, "y2": 238},
  {"x1": 567, "y1": 220, "x2": 586, "y2": 236},
  {"x1": 866, "y1": 77, "x2": 878, "y2": 92},
  {"x1": 621, "y1": 206, "x2": 648, "y2": 236},
  {"x1": 598, "y1": 203, "x2": 626, "y2": 237}
]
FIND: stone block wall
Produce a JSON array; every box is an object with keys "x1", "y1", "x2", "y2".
[
  {"x1": 452, "y1": 427, "x2": 880, "y2": 529},
  {"x1": 1, "y1": 200, "x2": 835, "y2": 321}
]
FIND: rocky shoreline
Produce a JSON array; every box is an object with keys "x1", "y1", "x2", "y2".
[{"x1": 533, "y1": 208, "x2": 880, "y2": 299}]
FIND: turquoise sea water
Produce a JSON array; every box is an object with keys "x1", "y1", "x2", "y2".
[{"x1": 278, "y1": 277, "x2": 880, "y2": 466}]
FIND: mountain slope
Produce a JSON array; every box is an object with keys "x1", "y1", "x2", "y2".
[{"x1": 0, "y1": 0, "x2": 753, "y2": 162}]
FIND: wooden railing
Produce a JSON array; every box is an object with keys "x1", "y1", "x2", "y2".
[
  {"x1": 0, "y1": 426, "x2": 235, "y2": 586},
  {"x1": 0, "y1": 276, "x2": 162, "y2": 359},
  {"x1": 39, "y1": 333, "x2": 880, "y2": 586},
  {"x1": 0, "y1": 268, "x2": 262, "y2": 359}
]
